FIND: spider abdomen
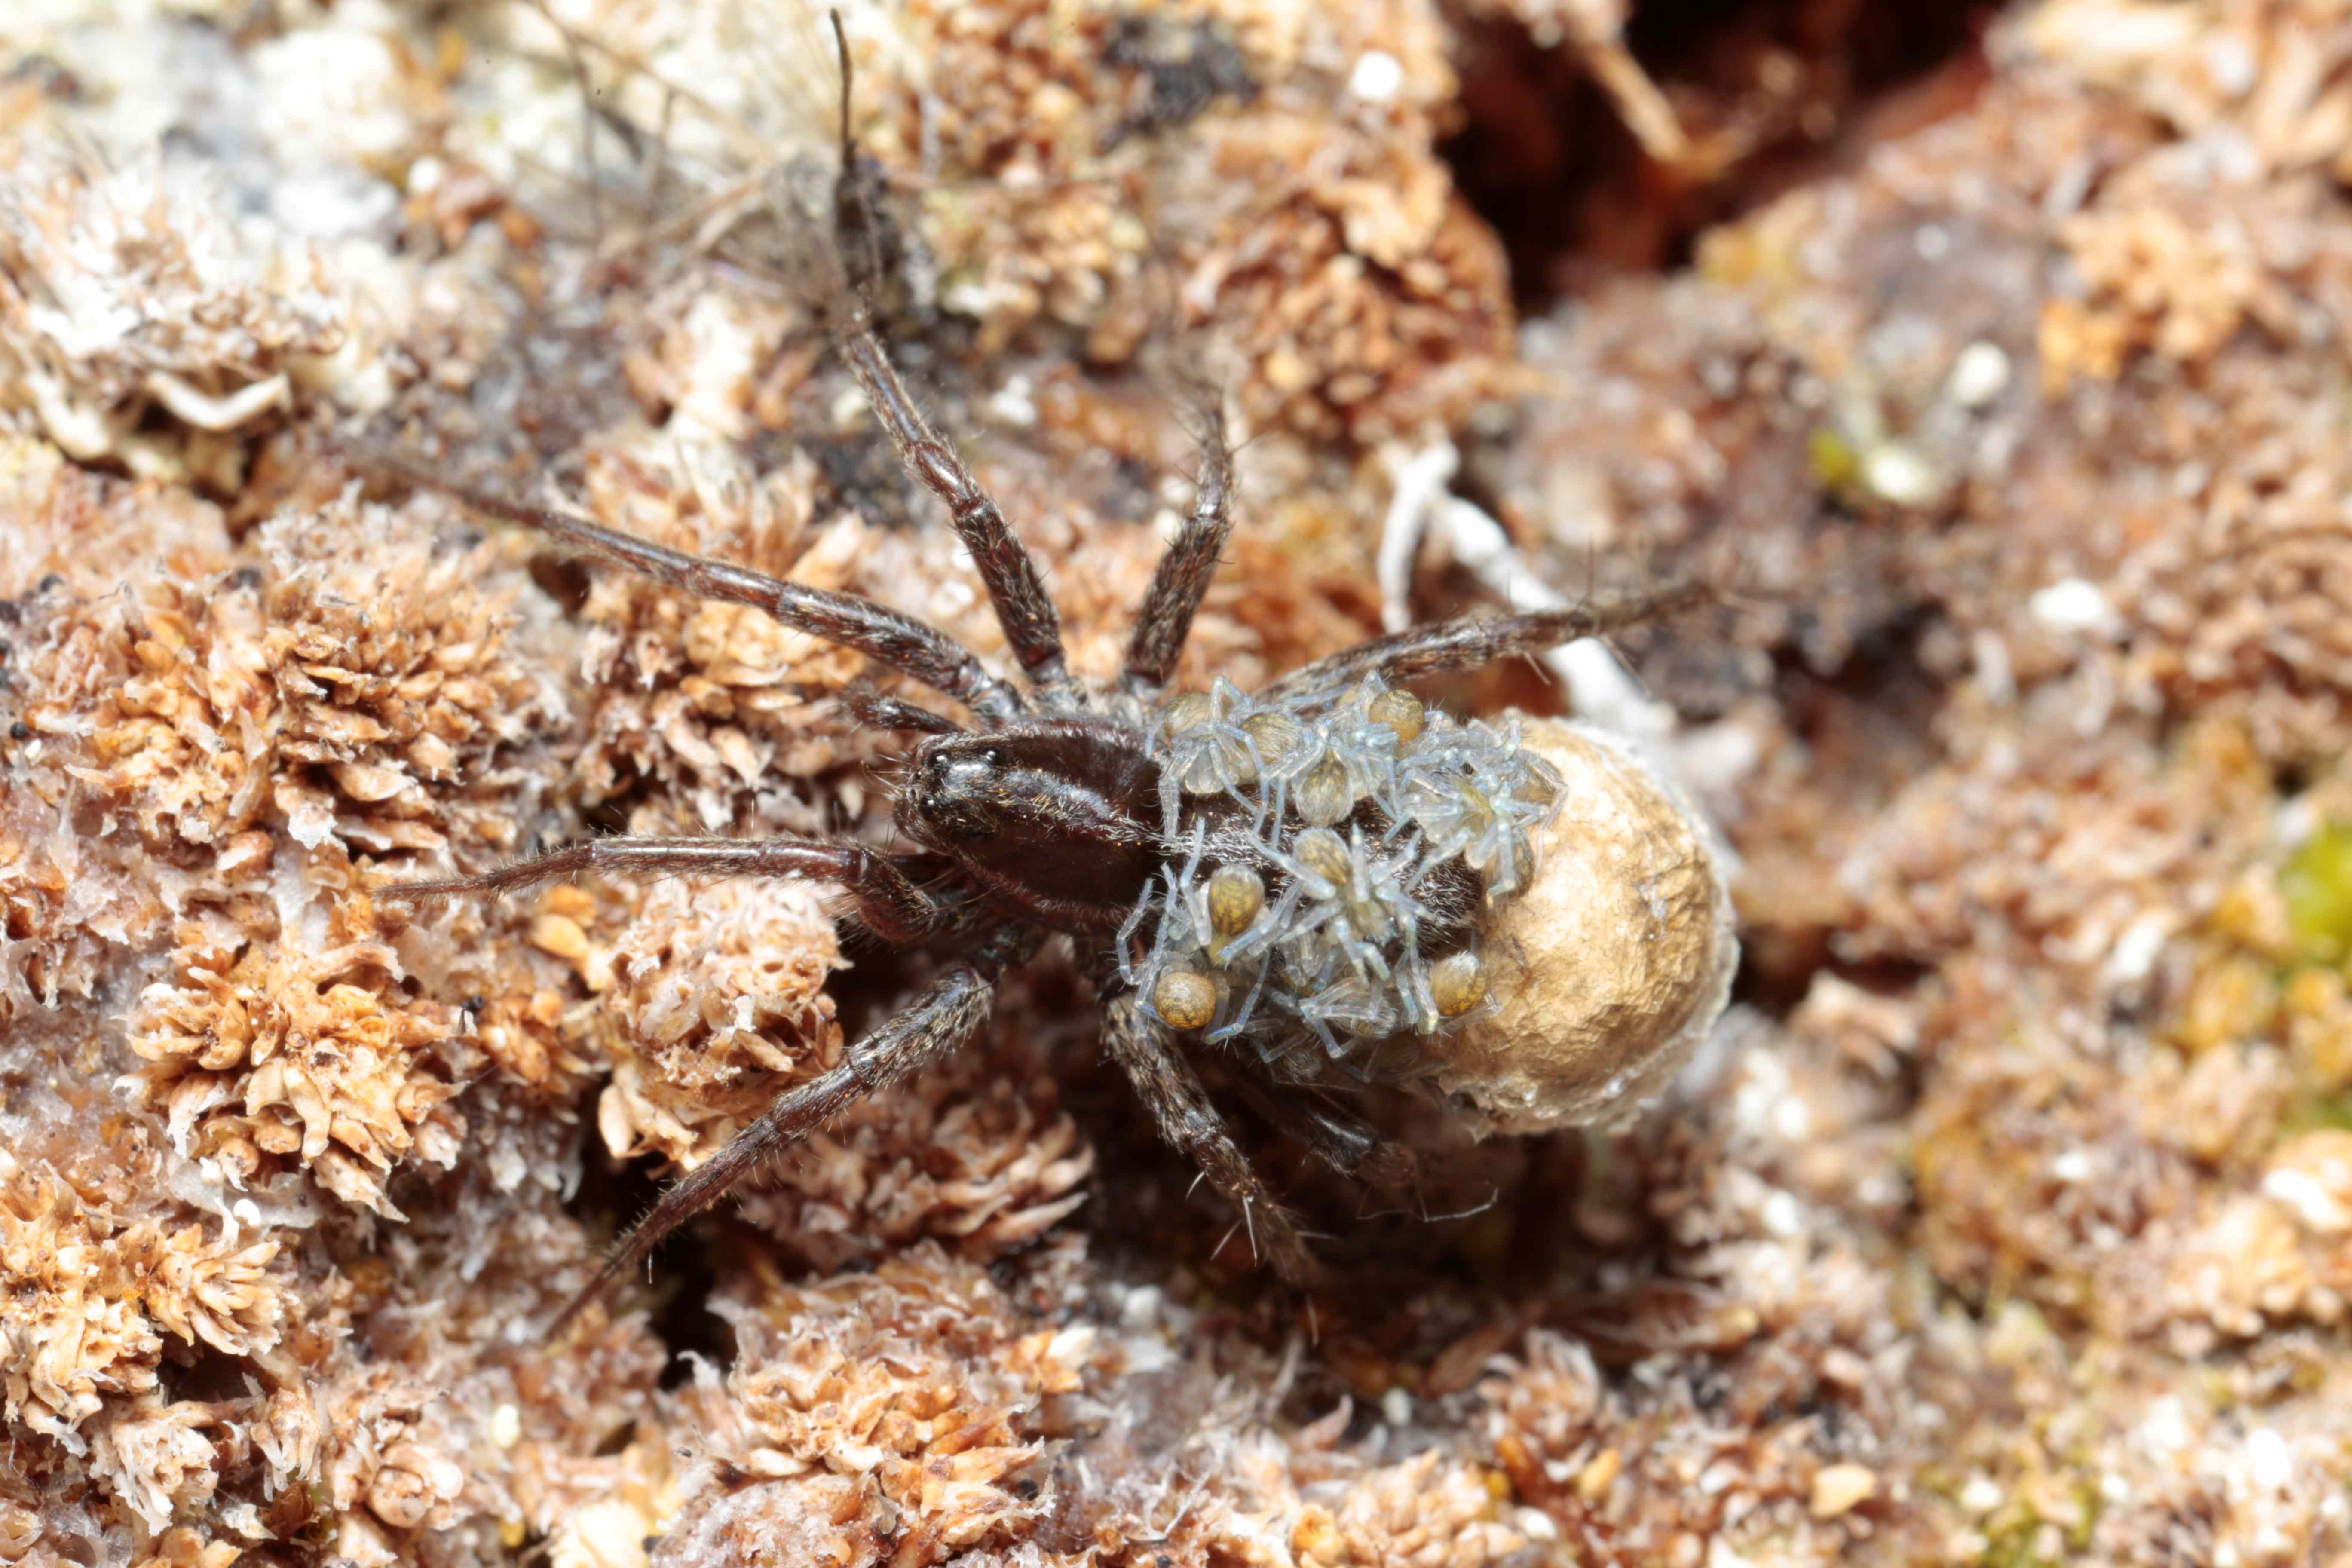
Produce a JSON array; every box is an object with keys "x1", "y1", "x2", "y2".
[{"x1": 1126, "y1": 675, "x2": 1564, "y2": 1081}]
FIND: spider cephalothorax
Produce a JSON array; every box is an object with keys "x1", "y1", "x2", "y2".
[{"x1": 365, "y1": 16, "x2": 1715, "y2": 1325}]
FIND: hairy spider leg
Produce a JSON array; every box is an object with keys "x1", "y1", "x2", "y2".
[
  {"x1": 551, "y1": 924, "x2": 1036, "y2": 1334},
  {"x1": 1100, "y1": 989, "x2": 1326, "y2": 1286},
  {"x1": 1124, "y1": 407, "x2": 1234, "y2": 693},
  {"x1": 516, "y1": 0, "x2": 607, "y2": 245},
  {"x1": 814, "y1": 9, "x2": 1071, "y2": 701},
  {"x1": 826, "y1": 10, "x2": 893, "y2": 310},
  {"x1": 355, "y1": 454, "x2": 1024, "y2": 723},
  {"x1": 383, "y1": 836, "x2": 948, "y2": 945},
  {"x1": 837, "y1": 328, "x2": 1075, "y2": 700},
  {"x1": 1228, "y1": 1075, "x2": 1421, "y2": 1189},
  {"x1": 840, "y1": 686, "x2": 966, "y2": 736},
  {"x1": 1264, "y1": 579, "x2": 1716, "y2": 698}
]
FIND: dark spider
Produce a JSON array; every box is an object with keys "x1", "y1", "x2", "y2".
[
  {"x1": 361, "y1": 18, "x2": 1710, "y2": 1332},
  {"x1": 366, "y1": 368, "x2": 1701, "y2": 1327}
]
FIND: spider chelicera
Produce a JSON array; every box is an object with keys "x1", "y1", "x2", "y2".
[{"x1": 365, "y1": 21, "x2": 1706, "y2": 1330}]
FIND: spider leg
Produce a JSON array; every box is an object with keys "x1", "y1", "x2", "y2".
[
  {"x1": 812, "y1": 13, "x2": 1068, "y2": 695},
  {"x1": 1101, "y1": 989, "x2": 1326, "y2": 1285},
  {"x1": 353, "y1": 453, "x2": 1024, "y2": 723},
  {"x1": 1229, "y1": 1075, "x2": 1419, "y2": 1188},
  {"x1": 382, "y1": 836, "x2": 946, "y2": 945},
  {"x1": 825, "y1": 10, "x2": 893, "y2": 309},
  {"x1": 553, "y1": 923, "x2": 1035, "y2": 1333},
  {"x1": 838, "y1": 327, "x2": 1074, "y2": 699},
  {"x1": 1123, "y1": 409, "x2": 1233, "y2": 693},
  {"x1": 1264, "y1": 580, "x2": 1715, "y2": 699},
  {"x1": 841, "y1": 686, "x2": 966, "y2": 736}
]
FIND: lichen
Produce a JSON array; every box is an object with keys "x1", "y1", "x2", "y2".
[
  {"x1": 0, "y1": 146, "x2": 343, "y2": 478},
  {"x1": 12, "y1": 0, "x2": 2352, "y2": 1564}
]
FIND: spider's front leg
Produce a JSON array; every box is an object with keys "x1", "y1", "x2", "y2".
[
  {"x1": 382, "y1": 836, "x2": 947, "y2": 945},
  {"x1": 1101, "y1": 989, "x2": 1326, "y2": 1286},
  {"x1": 839, "y1": 326, "x2": 1077, "y2": 701},
  {"x1": 550, "y1": 922, "x2": 1036, "y2": 1333},
  {"x1": 1123, "y1": 409, "x2": 1233, "y2": 694},
  {"x1": 350, "y1": 453, "x2": 1025, "y2": 723}
]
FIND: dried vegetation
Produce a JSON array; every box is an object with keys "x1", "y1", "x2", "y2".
[{"x1": 7, "y1": 0, "x2": 2352, "y2": 1563}]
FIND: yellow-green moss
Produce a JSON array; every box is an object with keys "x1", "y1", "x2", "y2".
[{"x1": 2283, "y1": 822, "x2": 2352, "y2": 966}]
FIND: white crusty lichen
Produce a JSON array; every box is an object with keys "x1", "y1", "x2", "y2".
[{"x1": 0, "y1": 147, "x2": 344, "y2": 475}]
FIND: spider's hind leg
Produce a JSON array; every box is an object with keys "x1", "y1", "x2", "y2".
[
  {"x1": 1229, "y1": 1074, "x2": 1419, "y2": 1189},
  {"x1": 552, "y1": 923, "x2": 1034, "y2": 1333},
  {"x1": 1102, "y1": 991, "x2": 1326, "y2": 1286},
  {"x1": 382, "y1": 835, "x2": 947, "y2": 946}
]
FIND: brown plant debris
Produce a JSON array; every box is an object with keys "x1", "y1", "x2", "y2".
[{"x1": 12, "y1": 0, "x2": 2352, "y2": 1563}]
